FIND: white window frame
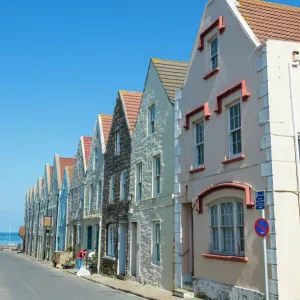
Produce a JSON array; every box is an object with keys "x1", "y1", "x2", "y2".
[
  {"x1": 149, "y1": 105, "x2": 156, "y2": 135},
  {"x1": 107, "y1": 224, "x2": 115, "y2": 257},
  {"x1": 194, "y1": 121, "x2": 204, "y2": 168},
  {"x1": 210, "y1": 36, "x2": 218, "y2": 70},
  {"x1": 153, "y1": 221, "x2": 161, "y2": 265},
  {"x1": 136, "y1": 163, "x2": 142, "y2": 200},
  {"x1": 97, "y1": 180, "x2": 102, "y2": 209},
  {"x1": 153, "y1": 156, "x2": 161, "y2": 196},
  {"x1": 209, "y1": 199, "x2": 245, "y2": 256},
  {"x1": 93, "y1": 147, "x2": 98, "y2": 171},
  {"x1": 109, "y1": 176, "x2": 115, "y2": 202},
  {"x1": 120, "y1": 170, "x2": 127, "y2": 200},
  {"x1": 115, "y1": 132, "x2": 120, "y2": 155},
  {"x1": 89, "y1": 184, "x2": 93, "y2": 211},
  {"x1": 228, "y1": 102, "x2": 242, "y2": 158}
]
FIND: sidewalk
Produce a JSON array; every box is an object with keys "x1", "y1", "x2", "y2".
[
  {"x1": 65, "y1": 269, "x2": 188, "y2": 300},
  {"x1": 19, "y1": 253, "x2": 194, "y2": 300}
]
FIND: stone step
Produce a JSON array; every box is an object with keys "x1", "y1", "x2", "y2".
[
  {"x1": 116, "y1": 274, "x2": 126, "y2": 281},
  {"x1": 172, "y1": 288, "x2": 194, "y2": 299}
]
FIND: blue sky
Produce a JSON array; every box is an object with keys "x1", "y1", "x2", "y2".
[{"x1": 0, "y1": 0, "x2": 297, "y2": 232}]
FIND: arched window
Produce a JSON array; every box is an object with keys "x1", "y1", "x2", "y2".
[
  {"x1": 107, "y1": 224, "x2": 115, "y2": 257},
  {"x1": 209, "y1": 199, "x2": 244, "y2": 256}
]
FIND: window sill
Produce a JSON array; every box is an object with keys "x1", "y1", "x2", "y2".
[
  {"x1": 222, "y1": 154, "x2": 245, "y2": 165},
  {"x1": 103, "y1": 255, "x2": 116, "y2": 261},
  {"x1": 203, "y1": 68, "x2": 220, "y2": 80},
  {"x1": 151, "y1": 262, "x2": 162, "y2": 269},
  {"x1": 202, "y1": 253, "x2": 248, "y2": 263},
  {"x1": 188, "y1": 166, "x2": 206, "y2": 174}
]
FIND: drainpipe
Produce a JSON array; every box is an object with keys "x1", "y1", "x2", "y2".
[
  {"x1": 97, "y1": 219, "x2": 102, "y2": 273},
  {"x1": 288, "y1": 56, "x2": 300, "y2": 218}
]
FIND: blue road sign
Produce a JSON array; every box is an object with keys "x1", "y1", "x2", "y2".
[
  {"x1": 254, "y1": 218, "x2": 270, "y2": 237},
  {"x1": 255, "y1": 191, "x2": 265, "y2": 210}
]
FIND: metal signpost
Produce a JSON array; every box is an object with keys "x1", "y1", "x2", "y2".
[{"x1": 255, "y1": 191, "x2": 269, "y2": 300}]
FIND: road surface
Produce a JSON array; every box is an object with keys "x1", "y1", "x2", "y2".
[{"x1": 0, "y1": 252, "x2": 143, "y2": 300}]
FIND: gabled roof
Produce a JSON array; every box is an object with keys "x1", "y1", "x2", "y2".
[
  {"x1": 82, "y1": 136, "x2": 92, "y2": 166},
  {"x1": 99, "y1": 114, "x2": 113, "y2": 148},
  {"x1": 119, "y1": 91, "x2": 143, "y2": 133},
  {"x1": 49, "y1": 166, "x2": 53, "y2": 180},
  {"x1": 151, "y1": 58, "x2": 188, "y2": 102},
  {"x1": 66, "y1": 166, "x2": 74, "y2": 184},
  {"x1": 238, "y1": 0, "x2": 300, "y2": 43},
  {"x1": 59, "y1": 157, "x2": 76, "y2": 182}
]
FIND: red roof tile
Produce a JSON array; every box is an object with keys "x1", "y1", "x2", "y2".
[
  {"x1": 82, "y1": 136, "x2": 92, "y2": 165},
  {"x1": 238, "y1": 0, "x2": 300, "y2": 43},
  {"x1": 99, "y1": 114, "x2": 113, "y2": 146},
  {"x1": 119, "y1": 91, "x2": 143, "y2": 132},
  {"x1": 59, "y1": 158, "x2": 76, "y2": 182}
]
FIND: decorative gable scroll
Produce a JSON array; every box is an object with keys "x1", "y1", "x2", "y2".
[
  {"x1": 214, "y1": 80, "x2": 250, "y2": 114},
  {"x1": 198, "y1": 16, "x2": 226, "y2": 52}
]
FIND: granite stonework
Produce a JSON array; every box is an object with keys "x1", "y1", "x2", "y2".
[{"x1": 100, "y1": 96, "x2": 131, "y2": 277}]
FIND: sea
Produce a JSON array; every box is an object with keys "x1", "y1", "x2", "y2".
[{"x1": 0, "y1": 232, "x2": 22, "y2": 245}]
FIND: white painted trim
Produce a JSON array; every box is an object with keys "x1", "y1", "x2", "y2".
[{"x1": 226, "y1": 0, "x2": 261, "y2": 48}]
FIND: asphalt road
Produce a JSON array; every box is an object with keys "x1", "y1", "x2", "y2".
[{"x1": 0, "y1": 252, "x2": 143, "y2": 300}]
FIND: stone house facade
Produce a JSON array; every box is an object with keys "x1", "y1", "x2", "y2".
[
  {"x1": 84, "y1": 115, "x2": 112, "y2": 260},
  {"x1": 36, "y1": 164, "x2": 52, "y2": 260},
  {"x1": 57, "y1": 166, "x2": 74, "y2": 251},
  {"x1": 100, "y1": 91, "x2": 142, "y2": 277},
  {"x1": 48, "y1": 155, "x2": 76, "y2": 258},
  {"x1": 68, "y1": 136, "x2": 92, "y2": 256},
  {"x1": 174, "y1": 0, "x2": 300, "y2": 299},
  {"x1": 128, "y1": 58, "x2": 188, "y2": 291}
]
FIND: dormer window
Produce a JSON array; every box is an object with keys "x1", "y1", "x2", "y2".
[{"x1": 210, "y1": 37, "x2": 218, "y2": 70}]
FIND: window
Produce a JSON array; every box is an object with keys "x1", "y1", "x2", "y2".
[
  {"x1": 89, "y1": 184, "x2": 93, "y2": 211},
  {"x1": 153, "y1": 222, "x2": 161, "y2": 265},
  {"x1": 228, "y1": 102, "x2": 242, "y2": 157},
  {"x1": 109, "y1": 176, "x2": 115, "y2": 202},
  {"x1": 120, "y1": 171, "x2": 127, "y2": 200},
  {"x1": 210, "y1": 37, "x2": 218, "y2": 70},
  {"x1": 149, "y1": 106, "x2": 156, "y2": 135},
  {"x1": 153, "y1": 156, "x2": 161, "y2": 196},
  {"x1": 209, "y1": 200, "x2": 244, "y2": 256},
  {"x1": 136, "y1": 164, "x2": 142, "y2": 200},
  {"x1": 298, "y1": 133, "x2": 300, "y2": 158},
  {"x1": 107, "y1": 224, "x2": 115, "y2": 257},
  {"x1": 93, "y1": 148, "x2": 98, "y2": 170},
  {"x1": 194, "y1": 121, "x2": 204, "y2": 167},
  {"x1": 115, "y1": 132, "x2": 120, "y2": 155},
  {"x1": 97, "y1": 180, "x2": 102, "y2": 209}
]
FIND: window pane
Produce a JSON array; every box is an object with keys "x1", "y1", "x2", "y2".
[
  {"x1": 222, "y1": 227, "x2": 235, "y2": 253},
  {"x1": 211, "y1": 227, "x2": 219, "y2": 251},
  {"x1": 197, "y1": 144, "x2": 204, "y2": 166},
  {"x1": 210, "y1": 205, "x2": 218, "y2": 226},
  {"x1": 156, "y1": 157, "x2": 161, "y2": 176},
  {"x1": 210, "y1": 38, "x2": 218, "y2": 56}
]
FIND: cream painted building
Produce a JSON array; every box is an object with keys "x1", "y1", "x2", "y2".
[
  {"x1": 174, "y1": 0, "x2": 300, "y2": 299},
  {"x1": 128, "y1": 59, "x2": 188, "y2": 291}
]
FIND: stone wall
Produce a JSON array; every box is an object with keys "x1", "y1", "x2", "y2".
[
  {"x1": 193, "y1": 277, "x2": 264, "y2": 300},
  {"x1": 100, "y1": 96, "x2": 131, "y2": 277}
]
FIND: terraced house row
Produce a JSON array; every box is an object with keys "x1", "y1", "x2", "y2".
[{"x1": 23, "y1": 0, "x2": 300, "y2": 299}]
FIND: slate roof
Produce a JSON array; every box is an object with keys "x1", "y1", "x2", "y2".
[
  {"x1": 238, "y1": 0, "x2": 300, "y2": 43},
  {"x1": 59, "y1": 158, "x2": 76, "y2": 182},
  {"x1": 82, "y1": 136, "x2": 92, "y2": 165},
  {"x1": 151, "y1": 58, "x2": 188, "y2": 102},
  {"x1": 99, "y1": 114, "x2": 113, "y2": 146},
  {"x1": 119, "y1": 91, "x2": 143, "y2": 132}
]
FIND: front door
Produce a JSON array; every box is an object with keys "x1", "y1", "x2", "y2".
[
  {"x1": 87, "y1": 226, "x2": 93, "y2": 250},
  {"x1": 118, "y1": 223, "x2": 127, "y2": 275},
  {"x1": 130, "y1": 222, "x2": 138, "y2": 277}
]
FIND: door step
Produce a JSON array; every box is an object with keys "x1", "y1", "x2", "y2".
[
  {"x1": 117, "y1": 274, "x2": 126, "y2": 281},
  {"x1": 172, "y1": 288, "x2": 194, "y2": 299}
]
